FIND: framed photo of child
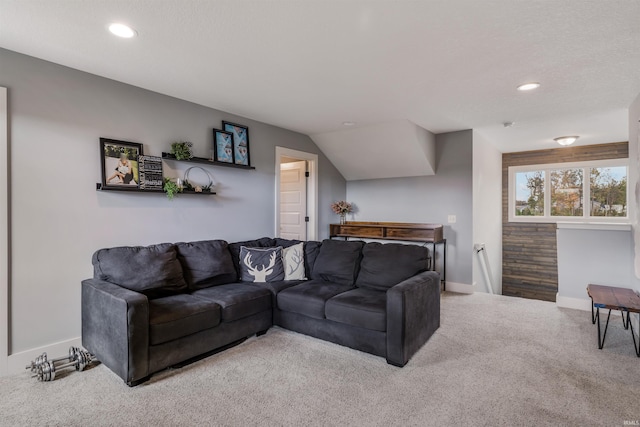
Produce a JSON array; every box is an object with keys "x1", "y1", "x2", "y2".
[
  {"x1": 222, "y1": 121, "x2": 251, "y2": 166},
  {"x1": 213, "y1": 129, "x2": 234, "y2": 164},
  {"x1": 100, "y1": 138, "x2": 144, "y2": 189}
]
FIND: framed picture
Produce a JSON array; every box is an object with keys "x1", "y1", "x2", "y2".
[
  {"x1": 222, "y1": 121, "x2": 250, "y2": 166},
  {"x1": 213, "y1": 129, "x2": 234, "y2": 164},
  {"x1": 100, "y1": 138, "x2": 143, "y2": 189}
]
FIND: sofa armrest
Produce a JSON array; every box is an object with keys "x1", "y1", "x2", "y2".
[
  {"x1": 81, "y1": 278, "x2": 149, "y2": 385},
  {"x1": 386, "y1": 270, "x2": 440, "y2": 367}
]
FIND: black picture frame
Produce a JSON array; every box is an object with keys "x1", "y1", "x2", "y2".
[
  {"x1": 213, "y1": 129, "x2": 234, "y2": 164},
  {"x1": 100, "y1": 138, "x2": 144, "y2": 189},
  {"x1": 222, "y1": 121, "x2": 250, "y2": 166}
]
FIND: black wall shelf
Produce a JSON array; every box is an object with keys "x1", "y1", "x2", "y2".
[
  {"x1": 161, "y1": 153, "x2": 255, "y2": 170},
  {"x1": 96, "y1": 183, "x2": 216, "y2": 195}
]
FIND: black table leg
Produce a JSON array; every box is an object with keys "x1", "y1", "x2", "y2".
[{"x1": 596, "y1": 307, "x2": 612, "y2": 350}]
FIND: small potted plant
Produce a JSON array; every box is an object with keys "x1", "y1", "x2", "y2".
[
  {"x1": 170, "y1": 141, "x2": 193, "y2": 160},
  {"x1": 163, "y1": 177, "x2": 182, "y2": 200}
]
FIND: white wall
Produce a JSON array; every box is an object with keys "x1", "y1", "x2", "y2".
[
  {"x1": 0, "y1": 87, "x2": 8, "y2": 375},
  {"x1": 630, "y1": 91, "x2": 640, "y2": 282},
  {"x1": 556, "y1": 91, "x2": 640, "y2": 308},
  {"x1": 346, "y1": 130, "x2": 473, "y2": 287},
  {"x1": 472, "y1": 131, "x2": 502, "y2": 294},
  {"x1": 557, "y1": 227, "x2": 635, "y2": 304},
  {"x1": 1, "y1": 48, "x2": 346, "y2": 357}
]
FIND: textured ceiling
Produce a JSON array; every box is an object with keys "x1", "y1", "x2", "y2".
[{"x1": 1, "y1": 0, "x2": 639, "y2": 153}]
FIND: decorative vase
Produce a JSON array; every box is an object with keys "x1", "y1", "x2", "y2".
[{"x1": 340, "y1": 214, "x2": 346, "y2": 225}]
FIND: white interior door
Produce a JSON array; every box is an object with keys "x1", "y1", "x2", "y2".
[{"x1": 279, "y1": 161, "x2": 307, "y2": 240}]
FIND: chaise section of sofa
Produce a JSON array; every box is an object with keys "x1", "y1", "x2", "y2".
[{"x1": 274, "y1": 239, "x2": 440, "y2": 367}]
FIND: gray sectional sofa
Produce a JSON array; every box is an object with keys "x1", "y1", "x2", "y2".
[{"x1": 81, "y1": 237, "x2": 441, "y2": 386}]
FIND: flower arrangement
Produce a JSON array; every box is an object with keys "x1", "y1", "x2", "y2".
[{"x1": 331, "y1": 201, "x2": 353, "y2": 215}]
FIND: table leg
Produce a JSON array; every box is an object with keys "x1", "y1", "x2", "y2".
[
  {"x1": 596, "y1": 307, "x2": 612, "y2": 350},
  {"x1": 629, "y1": 313, "x2": 640, "y2": 357}
]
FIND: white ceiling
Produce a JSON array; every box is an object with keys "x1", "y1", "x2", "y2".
[{"x1": 1, "y1": 0, "x2": 640, "y2": 154}]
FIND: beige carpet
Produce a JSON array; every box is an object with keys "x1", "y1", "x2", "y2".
[{"x1": 2, "y1": 292, "x2": 640, "y2": 427}]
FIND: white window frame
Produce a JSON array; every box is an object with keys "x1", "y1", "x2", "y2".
[{"x1": 508, "y1": 158, "x2": 630, "y2": 223}]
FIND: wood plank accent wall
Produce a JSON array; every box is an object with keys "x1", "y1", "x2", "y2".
[{"x1": 502, "y1": 142, "x2": 628, "y2": 301}]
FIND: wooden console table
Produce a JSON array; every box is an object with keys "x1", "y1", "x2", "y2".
[{"x1": 329, "y1": 221, "x2": 446, "y2": 288}]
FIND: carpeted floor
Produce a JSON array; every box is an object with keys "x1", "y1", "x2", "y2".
[{"x1": 2, "y1": 292, "x2": 640, "y2": 426}]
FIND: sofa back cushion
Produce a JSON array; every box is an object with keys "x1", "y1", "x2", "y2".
[
  {"x1": 274, "y1": 238, "x2": 322, "y2": 277},
  {"x1": 175, "y1": 240, "x2": 236, "y2": 290},
  {"x1": 311, "y1": 239, "x2": 364, "y2": 286},
  {"x1": 239, "y1": 246, "x2": 285, "y2": 282},
  {"x1": 228, "y1": 237, "x2": 276, "y2": 278},
  {"x1": 92, "y1": 243, "x2": 187, "y2": 299},
  {"x1": 355, "y1": 242, "x2": 429, "y2": 291}
]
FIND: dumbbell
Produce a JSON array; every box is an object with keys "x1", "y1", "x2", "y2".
[
  {"x1": 27, "y1": 347, "x2": 95, "y2": 381},
  {"x1": 26, "y1": 352, "x2": 70, "y2": 374}
]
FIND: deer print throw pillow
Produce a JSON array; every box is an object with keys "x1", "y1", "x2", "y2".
[
  {"x1": 283, "y1": 242, "x2": 306, "y2": 281},
  {"x1": 239, "y1": 246, "x2": 285, "y2": 283}
]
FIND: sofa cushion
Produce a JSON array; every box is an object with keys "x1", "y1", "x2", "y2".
[
  {"x1": 311, "y1": 239, "x2": 364, "y2": 286},
  {"x1": 282, "y1": 242, "x2": 306, "y2": 280},
  {"x1": 228, "y1": 237, "x2": 276, "y2": 278},
  {"x1": 257, "y1": 280, "x2": 305, "y2": 296},
  {"x1": 92, "y1": 243, "x2": 187, "y2": 299},
  {"x1": 274, "y1": 238, "x2": 322, "y2": 276},
  {"x1": 191, "y1": 283, "x2": 272, "y2": 322},
  {"x1": 277, "y1": 280, "x2": 354, "y2": 320},
  {"x1": 175, "y1": 240, "x2": 237, "y2": 290},
  {"x1": 239, "y1": 246, "x2": 285, "y2": 282},
  {"x1": 149, "y1": 294, "x2": 221, "y2": 345},
  {"x1": 325, "y1": 288, "x2": 387, "y2": 332},
  {"x1": 356, "y1": 242, "x2": 429, "y2": 291}
]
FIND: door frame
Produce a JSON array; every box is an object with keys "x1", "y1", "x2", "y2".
[{"x1": 275, "y1": 147, "x2": 318, "y2": 241}]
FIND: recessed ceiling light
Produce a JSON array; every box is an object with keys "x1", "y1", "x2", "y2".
[
  {"x1": 342, "y1": 121, "x2": 356, "y2": 126},
  {"x1": 517, "y1": 82, "x2": 541, "y2": 91},
  {"x1": 108, "y1": 23, "x2": 137, "y2": 38},
  {"x1": 554, "y1": 136, "x2": 579, "y2": 146},
  {"x1": 503, "y1": 122, "x2": 515, "y2": 128}
]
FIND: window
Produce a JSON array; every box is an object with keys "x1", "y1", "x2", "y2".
[{"x1": 509, "y1": 159, "x2": 628, "y2": 223}]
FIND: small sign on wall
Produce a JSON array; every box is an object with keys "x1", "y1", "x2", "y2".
[{"x1": 138, "y1": 155, "x2": 163, "y2": 190}]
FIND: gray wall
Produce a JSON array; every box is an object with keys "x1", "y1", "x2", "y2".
[
  {"x1": 0, "y1": 48, "x2": 346, "y2": 353},
  {"x1": 346, "y1": 130, "x2": 473, "y2": 285},
  {"x1": 557, "y1": 228, "x2": 636, "y2": 300}
]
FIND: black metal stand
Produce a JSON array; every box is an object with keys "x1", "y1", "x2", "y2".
[
  {"x1": 430, "y1": 239, "x2": 446, "y2": 290},
  {"x1": 590, "y1": 296, "x2": 640, "y2": 357}
]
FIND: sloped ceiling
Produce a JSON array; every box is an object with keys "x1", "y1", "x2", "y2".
[
  {"x1": 1, "y1": 0, "x2": 639, "y2": 171},
  {"x1": 311, "y1": 120, "x2": 436, "y2": 181}
]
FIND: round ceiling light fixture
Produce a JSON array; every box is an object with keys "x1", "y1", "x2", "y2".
[
  {"x1": 342, "y1": 121, "x2": 356, "y2": 126},
  {"x1": 108, "y1": 23, "x2": 137, "y2": 38},
  {"x1": 517, "y1": 82, "x2": 541, "y2": 91},
  {"x1": 554, "y1": 136, "x2": 579, "y2": 146}
]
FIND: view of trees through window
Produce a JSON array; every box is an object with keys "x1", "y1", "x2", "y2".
[
  {"x1": 590, "y1": 167, "x2": 627, "y2": 217},
  {"x1": 551, "y1": 168, "x2": 583, "y2": 216},
  {"x1": 514, "y1": 164, "x2": 627, "y2": 219},
  {"x1": 515, "y1": 171, "x2": 544, "y2": 216}
]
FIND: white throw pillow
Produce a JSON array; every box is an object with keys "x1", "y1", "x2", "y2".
[{"x1": 283, "y1": 242, "x2": 306, "y2": 280}]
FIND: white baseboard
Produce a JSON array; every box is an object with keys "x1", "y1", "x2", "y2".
[
  {"x1": 7, "y1": 336, "x2": 82, "y2": 376},
  {"x1": 555, "y1": 294, "x2": 592, "y2": 311},
  {"x1": 555, "y1": 293, "x2": 623, "y2": 317},
  {"x1": 445, "y1": 281, "x2": 475, "y2": 294}
]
